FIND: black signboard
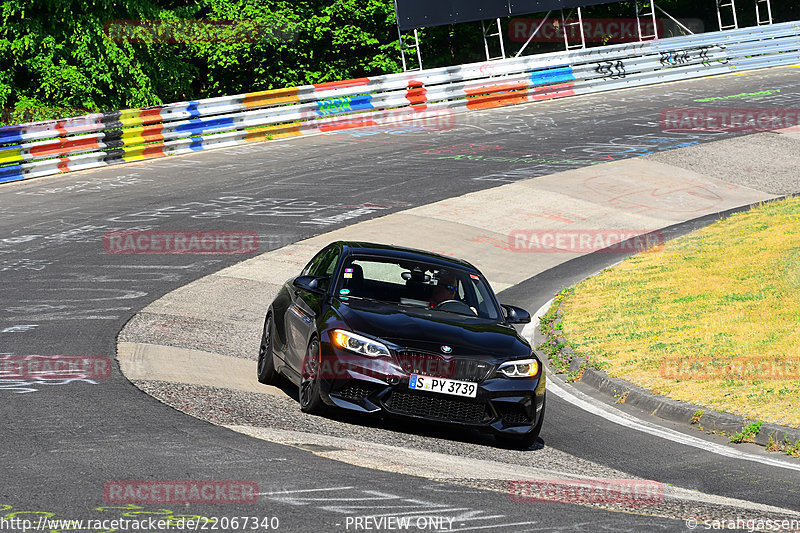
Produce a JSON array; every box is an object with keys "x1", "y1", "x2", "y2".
[
  {"x1": 395, "y1": 0, "x2": 617, "y2": 31},
  {"x1": 394, "y1": 0, "x2": 507, "y2": 31},
  {"x1": 510, "y1": 0, "x2": 615, "y2": 15}
]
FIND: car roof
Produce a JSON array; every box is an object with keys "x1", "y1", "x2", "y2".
[{"x1": 338, "y1": 241, "x2": 480, "y2": 272}]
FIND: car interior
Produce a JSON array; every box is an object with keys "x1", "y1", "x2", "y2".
[{"x1": 337, "y1": 257, "x2": 497, "y2": 318}]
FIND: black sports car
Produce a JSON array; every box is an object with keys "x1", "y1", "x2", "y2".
[{"x1": 257, "y1": 241, "x2": 546, "y2": 447}]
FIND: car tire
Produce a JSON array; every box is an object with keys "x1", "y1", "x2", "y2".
[
  {"x1": 299, "y1": 337, "x2": 327, "y2": 415},
  {"x1": 257, "y1": 314, "x2": 278, "y2": 385},
  {"x1": 496, "y1": 396, "x2": 545, "y2": 449}
]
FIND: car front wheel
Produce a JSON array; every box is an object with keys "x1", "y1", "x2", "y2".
[
  {"x1": 299, "y1": 337, "x2": 326, "y2": 415},
  {"x1": 257, "y1": 314, "x2": 278, "y2": 385}
]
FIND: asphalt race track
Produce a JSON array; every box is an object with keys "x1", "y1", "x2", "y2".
[{"x1": 1, "y1": 67, "x2": 800, "y2": 532}]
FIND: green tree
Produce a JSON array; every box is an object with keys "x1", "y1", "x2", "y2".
[
  {"x1": 1, "y1": 0, "x2": 798, "y2": 125},
  {"x1": 0, "y1": 0, "x2": 199, "y2": 120}
]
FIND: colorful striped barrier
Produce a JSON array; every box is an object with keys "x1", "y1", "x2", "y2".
[{"x1": 1, "y1": 21, "x2": 799, "y2": 185}]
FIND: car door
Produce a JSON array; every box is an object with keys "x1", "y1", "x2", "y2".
[
  {"x1": 284, "y1": 245, "x2": 341, "y2": 374},
  {"x1": 274, "y1": 247, "x2": 324, "y2": 362}
]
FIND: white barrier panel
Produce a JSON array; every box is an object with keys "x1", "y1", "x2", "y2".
[{"x1": 1, "y1": 21, "x2": 798, "y2": 184}]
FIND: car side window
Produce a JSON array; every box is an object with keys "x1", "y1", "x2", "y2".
[
  {"x1": 313, "y1": 248, "x2": 340, "y2": 290},
  {"x1": 301, "y1": 248, "x2": 329, "y2": 276},
  {"x1": 322, "y1": 253, "x2": 340, "y2": 276}
]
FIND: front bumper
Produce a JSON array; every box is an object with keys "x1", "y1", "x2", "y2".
[{"x1": 316, "y1": 340, "x2": 546, "y2": 436}]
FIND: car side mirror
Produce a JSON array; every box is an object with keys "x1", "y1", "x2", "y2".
[
  {"x1": 502, "y1": 304, "x2": 531, "y2": 324},
  {"x1": 293, "y1": 275, "x2": 326, "y2": 294}
]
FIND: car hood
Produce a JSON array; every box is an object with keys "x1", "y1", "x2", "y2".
[{"x1": 332, "y1": 297, "x2": 529, "y2": 359}]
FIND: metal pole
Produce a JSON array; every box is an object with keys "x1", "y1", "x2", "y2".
[
  {"x1": 397, "y1": 24, "x2": 407, "y2": 72},
  {"x1": 636, "y1": 2, "x2": 645, "y2": 40},
  {"x1": 394, "y1": 0, "x2": 407, "y2": 72},
  {"x1": 514, "y1": 11, "x2": 551, "y2": 58},
  {"x1": 635, "y1": 1, "x2": 658, "y2": 41},
  {"x1": 576, "y1": 7, "x2": 586, "y2": 49},
  {"x1": 482, "y1": 20, "x2": 491, "y2": 61},
  {"x1": 655, "y1": 4, "x2": 695, "y2": 35},
  {"x1": 413, "y1": 29, "x2": 422, "y2": 70},
  {"x1": 651, "y1": 1, "x2": 659, "y2": 39},
  {"x1": 497, "y1": 18, "x2": 507, "y2": 59},
  {"x1": 717, "y1": 0, "x2": 739, "y2": 30},
  {"x1": 756, "y1": 0, "x2": 773, "y2": 25}
]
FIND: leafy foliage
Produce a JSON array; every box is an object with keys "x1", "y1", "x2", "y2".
[
  {"x1": 0, "y1": 0, "x2": 189, "y2": 116},
  {"x1": 0, "y1": 0, "x2": 406, "y2": 122},
  {"x1": 2, "y1": 0, "x2": 799, "y2": 123}
]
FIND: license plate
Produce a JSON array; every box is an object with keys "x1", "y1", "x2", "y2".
[{"x1": 409, "y1": 374, "x2": 477, "y2": 398}]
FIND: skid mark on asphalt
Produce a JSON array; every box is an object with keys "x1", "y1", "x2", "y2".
[
  {"x1": 262, "y1": 485, "x2": 534, "y2": 531},
  {"x1": 258, "y1": 485, "x2": 682, "y2": 532}
]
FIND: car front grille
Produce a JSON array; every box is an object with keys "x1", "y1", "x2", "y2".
[
  {"x1": 495, "y1": 403, "x2": 532, "y2": 425},
  {"x1": 395, "y1": 351, "x2": 493, "y2": 382},
  {"x1": 385, "y1": 391, "x2": 487, "y2": 424}
]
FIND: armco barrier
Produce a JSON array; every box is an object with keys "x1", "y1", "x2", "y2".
[{"x1": 1, "y1": 21, "x2": 799, "y2": 184}]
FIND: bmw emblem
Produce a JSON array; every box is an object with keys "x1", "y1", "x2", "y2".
[{"x1": 440, "y1": 345, "x2": 452, "y2": 354}]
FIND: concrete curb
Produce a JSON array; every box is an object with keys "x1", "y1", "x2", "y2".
[{"x1": 579, "y1": 368, "x2": 800, "y2": 447}]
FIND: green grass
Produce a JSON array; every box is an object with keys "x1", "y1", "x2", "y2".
[{"x1": 556, "y1": 196, "x2": 800, "y2": 428}]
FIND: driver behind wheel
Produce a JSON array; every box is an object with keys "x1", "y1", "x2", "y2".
[{"x1": 430, "y1": 271, "x2": 458, "y2": 308}]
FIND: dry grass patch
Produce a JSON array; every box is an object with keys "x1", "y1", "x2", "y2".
[{"x1": 559, "y1": 196, "x2": 800, "y2": 427}]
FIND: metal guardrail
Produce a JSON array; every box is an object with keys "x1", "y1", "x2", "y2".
[{"x1": 1, "y1": 21, "x2": 799, "y2": 184}]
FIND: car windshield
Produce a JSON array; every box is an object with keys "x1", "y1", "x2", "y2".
[{"x1": 333, "y1": 255, "x2": 501, "y2": 320}]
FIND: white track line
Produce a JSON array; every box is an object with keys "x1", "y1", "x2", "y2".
[{"x1": 525, "y1": 300, "x2": 800, "y2": 473}]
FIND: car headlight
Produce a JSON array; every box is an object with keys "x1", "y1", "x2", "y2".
[
  {"x1": 498, "y1": 358, "x2": 539, "y2": 378},
  {"x1": 332, "y1": 330, "x2": 390, "y2": 357}
]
